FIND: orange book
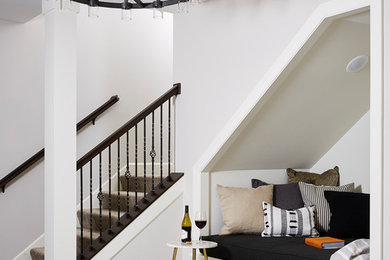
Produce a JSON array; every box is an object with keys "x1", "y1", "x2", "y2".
[{"x1": 305, "y1": 237, "x2": 345, "y2": 249}]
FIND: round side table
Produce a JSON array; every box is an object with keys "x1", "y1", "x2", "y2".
[{"x1": 166, "y1": 240, "x2": 218, "y2": 260}]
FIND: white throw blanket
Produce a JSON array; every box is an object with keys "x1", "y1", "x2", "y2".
[{"x1": 330, "y1": 239, "x2": 370, "y2": 260}]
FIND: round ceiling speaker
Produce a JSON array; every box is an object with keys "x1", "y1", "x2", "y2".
[{"x1": 346, "y1": 55, "x2": 369, "y2": 73}]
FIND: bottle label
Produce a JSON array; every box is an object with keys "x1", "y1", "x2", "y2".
[{"x1": 181, "y1": 230, "x2": 188, "y2": 240}]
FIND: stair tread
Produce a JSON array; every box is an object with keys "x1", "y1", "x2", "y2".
[
  {"x1": 30, "y1": 247, "x2": 44, "y2": 260},
  {"x1": 101, "y1": 190, "x2": 141, "y2": 212},
  {"x1": 95, "y1": 208, "x2": 126, "y2": 215},
  {"x1": 120, "y1": 175, "x2": 156, "y2": 178},
  {"x1": 102, "y1": 190, "x2": 137, "y2": 195},
  {"x1": 31, "y1": 247, "x2": 44, "y2": 253},
  {"x1": 101, "y1": 190, "x2": 151, "y2": 199},
  {"x1": 120, "y1": 175, "x2": 159, "y2": 192},
  {"x1": 79, "y1": 208, "x2": 126, "y2": 216},
  {"x1": 77, "y1": 227, "x2": 100, "y2": 238},
  {"x1": 30, "y1": 229, "x2": 99, "y2": 260}
]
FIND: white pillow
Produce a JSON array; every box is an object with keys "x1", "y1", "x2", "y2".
[{"x1": 262, "y1": 202, "x2": 319, "y2": 237}]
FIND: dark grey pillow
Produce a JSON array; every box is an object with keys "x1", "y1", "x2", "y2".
[{"x1": 252, "y1": 179, "x2": 304, "y2": 210}]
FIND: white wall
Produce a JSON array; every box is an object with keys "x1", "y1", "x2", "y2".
[
  {"x1": 173, "y1": 0, "x2": 329, "y2": 206},
  {"x1": 76, "y1": 7, "x2": 173, "y2": 159},
  {"x1": 76, "y1": 7, "x2": 173, "y2": 202},
  {"x1": 113, "y1": 195, "x2": 183, "y2": 260},
  {"x1": 0, "y1": 17, "x2": 45, "y2": 260},
  {"x1": 311, "y1": 111, "x2": 370, "y2": 192},
  {"x1": 210, "y1": 19, "x2": 370, "y2": 172},
  {"x1": 0, "y1": 0, "x2": 41, "y2": 23},
  {"x1": 0, "y1": 7, "x2": 173, "y2": 259}
]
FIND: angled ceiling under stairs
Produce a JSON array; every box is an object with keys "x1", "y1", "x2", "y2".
[{"x1": 212, "y1": 13, "x2": 370, "y2": 171}]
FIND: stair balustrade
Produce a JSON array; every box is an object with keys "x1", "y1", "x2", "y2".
[{"x1": 76, "y1": 83, "x2": 182, "y2": 259}]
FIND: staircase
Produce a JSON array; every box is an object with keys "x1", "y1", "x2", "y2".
[
  {"x1": 4, "y1": 83, "x2": 183, "y2": 260},
  {"x1": 30, "y1": 172, "x2": 183, "y2": 260}
]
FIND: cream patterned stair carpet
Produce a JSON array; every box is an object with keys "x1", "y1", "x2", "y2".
[{"x1": 30, "y1": 175, "x2": 156, "y2": 260}]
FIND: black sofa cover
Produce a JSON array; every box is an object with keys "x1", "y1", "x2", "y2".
[{"x1": 202, "y1": 234, "x2": 353, "y2": 260}]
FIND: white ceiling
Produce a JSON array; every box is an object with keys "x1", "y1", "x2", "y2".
[
  {"x1": 0, "y1": 0, "x2": 41, "y2": 23},
  {"x1": 212, "y1": 15, "x2": 370, "y2": 171}
]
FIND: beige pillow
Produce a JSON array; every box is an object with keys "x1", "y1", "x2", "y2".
[{"x1": 217, "y1": 184, "x2": 273, "y2": 235}]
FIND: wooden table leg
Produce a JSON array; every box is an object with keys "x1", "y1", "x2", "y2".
[
  {"x1": 172, "y1": 248, "x2": 178, "y2": 260},
  {"x1": 203, "y1": 248, "x2": 208, "y2": 260},
  {"x1": 192, "y1": 248, "x2": 196, "y2": 260}
]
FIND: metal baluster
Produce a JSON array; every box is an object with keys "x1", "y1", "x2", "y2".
[
  {"x1": 168, "y1": 98, "x2": 172, "y2": 180},
  {"x1": 151, "y1": 111, "x2": 156, "y2": 193},
  {"x1": 143, "y1": 118, "x2": 147, "y2": 201},
  {"x1": 160, "y1": 104, "x2": 163, "y2": 187},
  {"x1": 135, "y1": 124, "x2": 139, "y2": 209},
  {"x1": 89, "y1": 160, "x2": 93, "y2": 250},
  {"x1": 98, "y1": 153, "x2": 103, "y2": 241},
  {"x1": 125, "y1": 131, "x2": 130, "y2": 217},
  {"x1": 80, "y1": 167, "x2": 84, "y2": 257},
  {"x1": 108, "y1": 145, "x2": 112, "y2": 232},
  {"x1": 117, "y1": 138, "x2": 121, "y2": 225}
]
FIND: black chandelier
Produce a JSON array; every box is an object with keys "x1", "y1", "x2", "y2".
[
  {"x1": 67, "y1": 0, "x2": 196, "y2": 19},
  {"x1": 72, "y1": 0, "x2": 190, "y2": 10}
]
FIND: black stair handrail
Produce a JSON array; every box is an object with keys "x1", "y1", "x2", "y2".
[
  {"x1": 77, "y1": 95, "x2": 119, "y2": 131},
  {"x1": 76, "y1": 83, "x2": 181, "y2": 170},
  {"x1": 0, "y1": 95, "x2": 120, "y2": 193}
]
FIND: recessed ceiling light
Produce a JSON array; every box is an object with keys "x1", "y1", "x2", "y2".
[{"x1": 346, "y1": 55, "x2": 369, "y2": 73}]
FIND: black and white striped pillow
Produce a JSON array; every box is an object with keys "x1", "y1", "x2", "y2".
[
  {"x1": 261, "y1": 202, "x2": 319, "y2": 237},
  {"x1": 298, "y1": 182, "x2": 355, "y2": 233}
]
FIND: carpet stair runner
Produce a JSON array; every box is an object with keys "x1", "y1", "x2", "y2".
[{"x1": 30, "y1": 175, "x2": 157, "y2": 259}]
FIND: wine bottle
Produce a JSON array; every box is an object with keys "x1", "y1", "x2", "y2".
[{"x1": 181, "y1": 205, "x2": 192, "y2": 243}]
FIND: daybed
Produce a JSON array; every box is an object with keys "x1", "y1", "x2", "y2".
[
  {"x1": 203, "y1": 168, "x2": 370, "y2": 260},
  {"x1": 202, "y1": 235, "x2": 354, "y2": 260}
]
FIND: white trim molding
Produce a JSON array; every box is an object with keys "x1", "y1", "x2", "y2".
[
  {"x1": 371, "y1": 0, "x2": 387, "y2": 259},
  {"x1": 382, "y1": 1, "x2": 390, "y2": 259}
]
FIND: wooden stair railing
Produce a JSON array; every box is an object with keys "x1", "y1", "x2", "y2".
[
  {"x1": 75, "y1": 83, "x2": 182, "y2": 260},
  {"x1": 0, "y1": 95, "x2": 119, "y2": 193}
]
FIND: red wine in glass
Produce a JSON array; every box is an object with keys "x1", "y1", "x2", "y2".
[
  {"x1": 195, "y1": 220, "x2": 207, "y2": 229},
  {"x1": 195, "y1": 211, "x2": 207, "y2": 241}
]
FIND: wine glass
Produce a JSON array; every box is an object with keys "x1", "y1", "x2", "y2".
[{"x1": 195, "y1": 211, "x2": 207, "y2": 242}]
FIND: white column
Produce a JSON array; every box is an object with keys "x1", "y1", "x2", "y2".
[
  {"x1": 44, "y1": 2, "x2": 77, "y2": 259},
  {"x1": 383, "y1": 0, "x2": 390, "y2": 259},
  {"x1": 371, "y1": 0, "x2": 384, "y2": 259}
]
